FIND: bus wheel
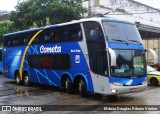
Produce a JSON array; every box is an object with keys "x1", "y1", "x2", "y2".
[
  {"x1": 24, "y1": 73, "x2": 30, "y2": 86},
  {"x1": 150, "y1": 78, "x2": 158, "y2": 86},
  {"x1": 15, "y1": 72, "x2": 21, "y2": 85},
  {"x1": 79, "y1": 79, "x2": 87, "y2": 98},
  {"x1": 65, "y1": 78, "x2": 73, "y2": 94}
]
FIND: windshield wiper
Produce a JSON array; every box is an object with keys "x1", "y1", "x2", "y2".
[
  {"x1": 128, "y1": 40, "x2": 142, "y2": 45},
  {"x1": 111, "y1": 39, "x2": 128, "y2": 45}
]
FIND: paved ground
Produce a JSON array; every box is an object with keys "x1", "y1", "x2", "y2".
[{"x1": 0, "y1": 75, "x2": 160, "y2": 114}]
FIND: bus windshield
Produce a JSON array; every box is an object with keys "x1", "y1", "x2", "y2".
[
  {"x1": 103, "y1": 21, "x2": 142, "y2": 44},
  {"x1": 111, "y1": 50, "x2": 146, "y2": 78}
]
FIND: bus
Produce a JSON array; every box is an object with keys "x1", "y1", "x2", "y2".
[
  {"x1": 0, "y1": 48, "x2": 2, "y2": 73},
  {"x1": 3, "y1": 17, "x2": 150, "y2": 97}
]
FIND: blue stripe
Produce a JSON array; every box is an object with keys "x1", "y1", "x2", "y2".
[{"x1": 108, "y1": 42, "x2": 144, "y2": 50}]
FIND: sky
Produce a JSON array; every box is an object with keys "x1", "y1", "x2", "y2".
[
  {"x1": 0, "y1": 0, "x2": 160, "y2": 11},
  {"x1": 0, "y1": 0, "x2": 18, "y2": 11}
]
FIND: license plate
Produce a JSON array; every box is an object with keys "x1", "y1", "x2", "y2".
[{"x1": 130, "y1": 88, "x2": 137, "y2": 92}]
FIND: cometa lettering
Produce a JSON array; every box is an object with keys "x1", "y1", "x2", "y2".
[{"x1": 40, "y1": 45, "x2": 61, "y2": 53}]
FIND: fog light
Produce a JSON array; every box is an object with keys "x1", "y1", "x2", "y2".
[
  {"x1": 112, "y1": 82, "x2": 123, "y2": 86},
  {"x1": 111, "y1": 89, "x2": 119, "y2": 93}
]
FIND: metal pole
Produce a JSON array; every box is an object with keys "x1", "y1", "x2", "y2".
[{"x1": 88, "y1": 0, "x2": 91, "y2": 17}]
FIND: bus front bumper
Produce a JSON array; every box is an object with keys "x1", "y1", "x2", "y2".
[{"x1": 109, "y1": 83, "x2": 147, "y2": 95}]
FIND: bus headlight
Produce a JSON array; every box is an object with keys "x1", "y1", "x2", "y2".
[
  {"x1": 112, "y1": 82, "x2": 123, "y2": 86},
  {"x1": 141, "y1": 80, "x2": 147, "y2": 85},
  {"x1": 111, "y1": 89, "x2": 119, "y2": 93}
]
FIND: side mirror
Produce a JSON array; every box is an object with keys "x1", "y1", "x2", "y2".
[
  {"x1": 107, "y1": 48, "x2": 117, "y2": 66},
  {"x1": 145, "y1": 48, "x2": 158, "y2": 64}
]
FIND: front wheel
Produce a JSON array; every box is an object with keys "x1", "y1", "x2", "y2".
[
  {"x1": 79, "y1": 79, "x2": 87, "y2": 98},
  {"x1": 15, "y1": 72, "x2": 22, "y2": 85}
]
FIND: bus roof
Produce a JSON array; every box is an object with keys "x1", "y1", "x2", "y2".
[{"x1": 4, "y1": 17, "x2": 134, "y2": 37}]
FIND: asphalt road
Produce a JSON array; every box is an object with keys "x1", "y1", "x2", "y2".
[{"x1": 0, "y1": 75, "x2": 160, "y2": 114}]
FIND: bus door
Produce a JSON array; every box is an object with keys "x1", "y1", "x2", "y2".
[{"x1": 83, "y1": 21, "x2": 109, "y2": 94}]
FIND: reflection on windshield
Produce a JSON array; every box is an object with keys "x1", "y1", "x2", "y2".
[
  {"x1": 111, "y1": 50, "x2": 146, "y2": 77},
  {"x1": 103, "y1": 22, "x2": 142, "y2": 44}
]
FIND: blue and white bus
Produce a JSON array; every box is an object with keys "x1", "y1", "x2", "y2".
[{"x1": 3, "y1": 17, "x2": 148, "y2": 97}]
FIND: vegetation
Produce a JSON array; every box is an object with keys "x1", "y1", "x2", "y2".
[
  {"x1": 0, "y1": 21, "x2": 16, "y2": 44},
  {"x1": 0, "y1": 0, "x2": 86, "y2": 45},
  {"x1": 10, "y1": 0, "x2": 86, "y2": 29}
]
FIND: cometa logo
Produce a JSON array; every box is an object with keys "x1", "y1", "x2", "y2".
[{"x1": 40, "y1": 45, "x2": 61, "y2": 53}]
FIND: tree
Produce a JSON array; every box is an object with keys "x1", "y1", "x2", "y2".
[
  {"x1": 0, "y1": 21, "x2": 16, "y2": 45},
  {"x1": 10, "y1": 0, "x2": 87, "y2": 30},
  {"x1": 49, "y1": 0, "x2": 86, "y2": 24}
]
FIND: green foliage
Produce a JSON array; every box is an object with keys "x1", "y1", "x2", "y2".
[
  {"x1": 10, "y1": 0, "x2": 87, "y2": 30},
  {"x1": 49, "y1": 0, "x2": 87, "y2": 24},
  {"x1": 0, "y1": 21, "x2": 16, "y2": 44}
]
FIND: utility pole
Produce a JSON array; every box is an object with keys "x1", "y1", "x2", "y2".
[{"x1": 88, "y1": 0, "x2": 92, "y2": 17}]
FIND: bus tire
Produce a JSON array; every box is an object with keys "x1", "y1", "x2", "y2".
[
  {"x1": 65, "y1": 77, "x2": 73, "y2": 94},
  {"x1": 23, "y1": 73, "x2": 30, "y2": 86},
  {"x1": 79, "y1": 79, "x2": 87, "y2": 98},
  {"x1": 15, "y1": 72, "x2": 21, "y2": 85}
]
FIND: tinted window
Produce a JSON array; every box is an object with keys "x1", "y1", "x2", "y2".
[
  {"x1": 27, "y1": 54, "x2": 71, "y2": 70},
  {"x1": 59, "y1": 54, "x2": 70, "y2": 69},
  {"x1": 3, "y1": 31, "x2": 38, "y2": 46},
  {"x1": 67, "y1": 24, "x2": 82, "y2": 41},
  {"x1": 54, "y1": 26, "x2": 67, "y2": 42},
  {"x1": 111, "y1": 50, "x2": 146, "y2": 77},
  {"x1": 84, "y1": 21, "x2": 107, "y2": 76},
  {"x1": 103, "y1": 22, "x2": 142, "y2": 44},
  {"x1": 84, "y1": 21, "x2": 104, "y2": 42},
  {"x1": 3, "y1": 24, "x2": 82, "y2": 47},
  {"x1": 28, "y1": 55, "x2": 41, "y2": 68}
]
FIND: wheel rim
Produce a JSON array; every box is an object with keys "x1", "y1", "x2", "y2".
[
  {"x1": 65, "y1": 80, "x2": 68, "y2": 90},
  {"x1": 24, "y1": 76, "x2": 29, "y2": 85},
  {"x1": 16, "y1": 75, "x2": 20, "y2": 84},
  {"x1": 79, "y1": 81, "x2": 82, "y2": 92}
]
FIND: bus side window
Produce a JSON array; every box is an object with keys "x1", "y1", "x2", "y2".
[
  {"x1": 24, "y1": 38, "x2": 28, "y2": 45},
  {"x1": 54, "y1": 27, "x2": 66, "y2": 42},
  {"x1": 3, "y1": 36, "x2": 8, "y2": 46},
  {"x1": 13, "y1": 39, "x2": 19, "y2": 46},
  {"x1": 50, "y1": 31, "x2": 56, "y2": 42},
  {"x1": 31, "y1": 31, "x2": 39, "y2": 44},
  {"x1": 44, "y1": 32, "x2": 51, "y2": 43},
  {"x1": 8, "y1": 40, "x2": 12, "y2": 46},
  {"x1": 28, "y1": 55, "x2": 41, "y2": 68},
  {"x1": 67, "y1": 23, "x2": 82, "y2": 41},
  {"x1": 90, "y1": 29, "x2": 97, "y2": 40},
  {"x1": 77, "y1": 31, "x2": 82, "y2": 41},
  {"x1": 41, "y1": 55, "x2": 52, "y2": 68},
  {"x1": 84, "y1": 22, "x2": 104, "y2": 42}
]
